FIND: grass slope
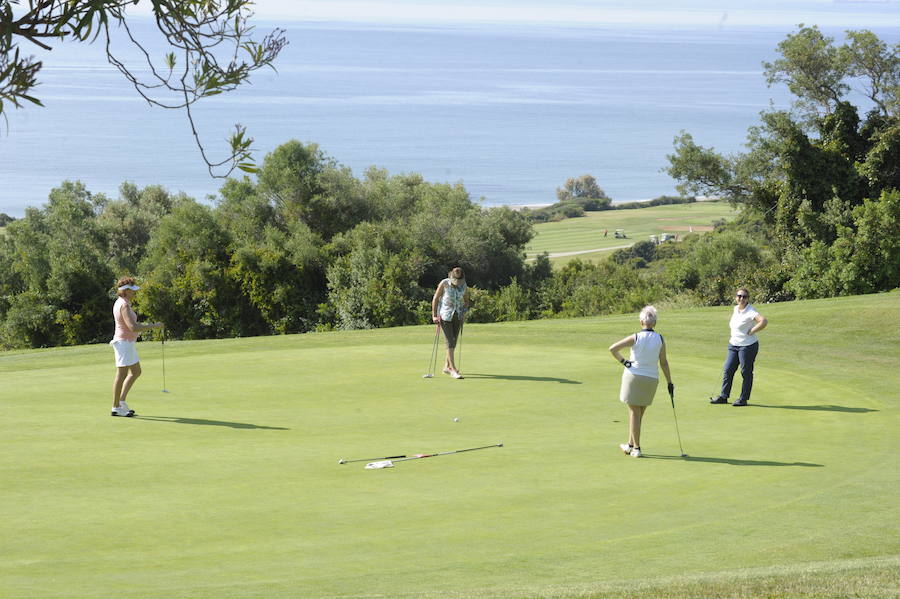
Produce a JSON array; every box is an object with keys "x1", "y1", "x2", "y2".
[
  {"x1": 526, "y1": 201, "x2": 738, "y2": 264},
  {"x1": 1, "y1": 292, "x2": 898, "y2": 598}
]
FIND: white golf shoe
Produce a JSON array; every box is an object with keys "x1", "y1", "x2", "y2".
[
  {"x1": 629, "y1": 448, "x2": 642, "y2": 458},
  {"x1": 111, "y1": 404, "x2": 135, "y2": 417},
  {"x1": 619, "y1": 443, "x2": 633, "y2": 455}
]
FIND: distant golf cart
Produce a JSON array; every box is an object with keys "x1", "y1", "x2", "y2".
[
  {"x1": 650, "y1": 233, "x2": 677, "y2": 245},
  {"x1": 614, "y1": 228, "x2": 627, "y2": 239}
]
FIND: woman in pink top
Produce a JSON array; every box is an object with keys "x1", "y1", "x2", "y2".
[{"x1": 110, "y1": 276, "x2": 163, "y2": 417}]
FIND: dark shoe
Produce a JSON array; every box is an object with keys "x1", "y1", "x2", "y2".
[
  {"x1": 732, "y1": 399, "x2": 748, "y2": 407},
  {"x1": 709, "y1": 396, "x2": 728, "y2": 404}
]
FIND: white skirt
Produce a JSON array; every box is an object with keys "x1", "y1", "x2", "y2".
[
  {"x1": 620, "y1": 370, "x2": 659, "y2": 407},
  {"x1": 110, "y1": 339, "x2": 139, "y2": 367}
]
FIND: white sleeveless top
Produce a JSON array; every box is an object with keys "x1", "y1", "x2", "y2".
[{"x1": 627, "y1": 329, "x2": 663, "y2": 379}]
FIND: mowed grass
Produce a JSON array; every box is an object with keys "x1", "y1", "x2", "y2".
[
  {"x1": 1, "y1": 292, "x2": 898, "y2": 599},
  {"x1": 526, "y1": 201, "x2": 738, "y2": 264}
]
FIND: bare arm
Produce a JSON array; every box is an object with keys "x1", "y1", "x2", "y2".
[
  {"x1": 609, "y1": 335, "x2": 636, "y2": 364},
  {"x1": 659, "y1": 340, "x2": 672, "y2": 385},
  {"x1": 431, "y1": 282, "x2": 445, "y2": 323},
  {"x1": 750, "y1": 314, "x2": 767, "y2": 335},
  {"x1": 119, "y1": 303, "x2": 162, "y2": 334}
]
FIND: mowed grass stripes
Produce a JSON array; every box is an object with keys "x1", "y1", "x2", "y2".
[{"x1": 526, "y1": 201, "x2": 738, "y2": 264}]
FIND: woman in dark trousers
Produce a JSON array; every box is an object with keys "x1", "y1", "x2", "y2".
[{"x1": 710, "y1": 287, "x2": 768, "y2": 407}]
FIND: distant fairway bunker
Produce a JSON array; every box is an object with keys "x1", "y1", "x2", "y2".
[{"x1": 0, "y1": 293, "x2": 897, "y2": 599}]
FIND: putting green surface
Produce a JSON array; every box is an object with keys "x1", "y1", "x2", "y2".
[
  {"x1": 526, "y1": 200, "x2": 738, "y2": 264},
  {"x1": 2, "y1": 292, "x2": 898, "y2": 598}
]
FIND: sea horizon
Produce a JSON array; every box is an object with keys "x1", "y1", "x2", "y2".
[{"x1": 2, "y1": 14, "x2": 899, "y2": 218}]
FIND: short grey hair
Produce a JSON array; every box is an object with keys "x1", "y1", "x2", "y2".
[{"x1": 639, "y1": 305, "x2": 658, "y2": 327}]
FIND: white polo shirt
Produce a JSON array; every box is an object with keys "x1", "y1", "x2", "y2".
[{"x1": 729, "y1": 304, "x2": 760, "y2": 346}]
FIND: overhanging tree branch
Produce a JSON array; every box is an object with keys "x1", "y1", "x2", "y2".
[{"x1": 1, "y1": 0, "x2": 287, "y2": 177}]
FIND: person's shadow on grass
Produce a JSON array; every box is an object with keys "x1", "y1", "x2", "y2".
[
  {"x1": 642, "y1": 454, "x2": 823, "y2": 467},
  {"x1": 137, "y1": 416, "x2": 289, "y2": 430},
  {"x1": 462, "y1": 373, "x2": 581, "y2": 384},
  {"x1": 752, "y1": 404, "x2": 878, "y2": 413}
]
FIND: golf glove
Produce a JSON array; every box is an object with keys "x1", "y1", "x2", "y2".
[{"x1": 667, "y1": 382, "x2": 674, "y2": 395}]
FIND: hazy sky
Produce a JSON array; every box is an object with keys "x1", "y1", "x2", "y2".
[{"x1": 241, "y1": 0, "x2": 900, "y2": 27}]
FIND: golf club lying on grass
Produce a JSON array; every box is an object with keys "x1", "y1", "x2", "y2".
[
  {"x1": 339, "y1": 454, "x2": 410, "y2": 465},
  {"x1": 422, "y1": 323, "x2": 441, "y2": 378},
  {"x1": 339, "y1": 443, "x2": 503, "y2": 469},
  {"x1": 668, "y1": 384, "x2": 687, "y2": 457}
]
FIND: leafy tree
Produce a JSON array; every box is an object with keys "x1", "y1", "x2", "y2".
[
  {"x1": 668, "y1": 29, "x2": 900, "y2": 303},
  {"x1": 763, "y1": 25, "x2": 851, "y2": 117},
  {"x1": 556, "y1": 174, "x2": 612, "y2": 209},
  {"x1": 1, "y1": 0, "x2": 287, "y2": 175},
  {"x1": 325, "y1": 223, "x2": 426, "y2": 330},
  {"x1": 786, "y1": 190, "x2": 900, "y2": 297},
  {"x1": 0, "y1": 181, "x2": 113, "y2": 347},
  {"x1": 664, "y1": 231, "x2": 766, "y2": 305},
  {"x1": 98, "y1": 183, "x2": 181, "y2": 275},
  {"x1": 137, "y1": 200, "x2": 246, "y2": 339},
  {"x1": 841, "y1": 30, "x2": 900, "y2": 117},
  {"x1": 257, "y1": 141, "x2": 371, "y2": 239}
]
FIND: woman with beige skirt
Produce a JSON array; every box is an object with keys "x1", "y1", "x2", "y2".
[{"x1": 609, "y1": 306, "x2": 673, "y2": 457}]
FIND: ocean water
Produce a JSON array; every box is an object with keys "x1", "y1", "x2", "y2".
[{"x1": 2, "y1": 20, "x2": 898, "y2": 216}]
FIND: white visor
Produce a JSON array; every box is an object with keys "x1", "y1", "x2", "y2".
[{"x1": 118, "y1": 284, "x2": 140, "y2": 291}]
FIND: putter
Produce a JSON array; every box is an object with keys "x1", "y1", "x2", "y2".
[
  {"x1": 422, "y1": 323, "x2": 441, "y2": 378},
  {"x1": 161, "y1": 328, "x2": 169, "y2": 393},
  {"x1": 358, "y1": 443, "x2": 503, "y2": 468},
  {"x1": 668, "y1": 386, "x2": 686, "y2": 457},
  {"x1": 457, "y1": 321, "x2": 463, "y2": 373}
]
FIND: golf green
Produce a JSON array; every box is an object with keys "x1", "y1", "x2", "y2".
[{"x1": 1, "y1": 292, "x2": 898, "y2": 598}]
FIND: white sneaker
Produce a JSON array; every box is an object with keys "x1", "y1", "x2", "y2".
[
  {"x1": 442, "y1": 368, "x2": 452, "y2": 375},
  {"x1": 619, "y1": 443, "x2": 633, "y2": 455},
  {"x1": 111, "y1": 406, "x2": 134, "y2": 417},
  {"x1": 451, "y1": 370, "x2": 463, "y2": 379},
  {"x1": 119, "y1": 400, "x2": 134, "y2": 415},
  {"x1": 630, "y1": 448, "x2": 642, "y2": 458}
]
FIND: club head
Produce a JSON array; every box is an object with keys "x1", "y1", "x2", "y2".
[
  {"x1": 338, "y1": 459, "x2": 346, "y2": 464},
  {"x1": 680, "y1": 453, "x2": 688, "y2": 458},
  {"x1": 161, "y1": 389, "x2": 169, "y2": 393},
  {"x1": 422, "y1": 374, "x2": 434, "y2": 378}
]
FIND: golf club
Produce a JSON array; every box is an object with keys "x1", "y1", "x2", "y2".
[
  {"x1": 668, "y1": 385, "x2": 686, "y2": 457},
  {"x1": 161, "y1": 327, "x2": 169, "y2": 393},
  {"x1": 422, "y1": 323, "x2": 441, "y2": 378},
  {"x1": 457, "y1": 321, "x2": 463, "y2": 373},
  {"x1": 362, "y1": 442, "x2": 503, "y2": 468},
  {"x1": 339, "y1": 454, "x2": 409, "y2": 465}
]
